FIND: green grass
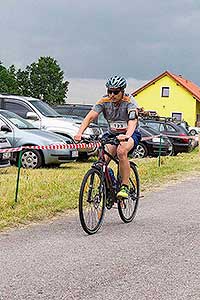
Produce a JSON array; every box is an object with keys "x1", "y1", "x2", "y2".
[{"x1": 0, "y1": 149, "x2": 200, "y2": 231}]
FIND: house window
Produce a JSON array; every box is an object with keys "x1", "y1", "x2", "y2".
[
  {"x1": 172, "y1": 112, "x2": 182, "y2": 122},
  {"x1": 161, "y1": 87, "x2": 170, "y2": 97}
]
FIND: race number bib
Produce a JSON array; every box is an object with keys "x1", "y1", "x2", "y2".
[{"x1": 109, "y1": 121, "x2": 128, "y2": 132}]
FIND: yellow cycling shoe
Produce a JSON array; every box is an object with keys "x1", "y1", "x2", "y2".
[{"x1": 117, "y1": 185, "x2": 129, "y2": 198}]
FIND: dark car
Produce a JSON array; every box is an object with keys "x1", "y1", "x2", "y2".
[
  {"x1": 131, "y1": 126, "x2": 172, "y2": 158},
  {"x1": 140, "y1": 117, "x2": 193, "y2": 155},
  {"x1": 53, "y1": 104, "x2": 109, "y2": 132}
]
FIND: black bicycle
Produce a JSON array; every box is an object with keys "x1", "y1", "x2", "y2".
[{"x1": 79, "y1": 136, "x2": 140, "y2": 234}]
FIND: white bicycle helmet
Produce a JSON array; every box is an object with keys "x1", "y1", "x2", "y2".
[{"x1": 105, "y1": 75, "x2": 127, "y2": 89}]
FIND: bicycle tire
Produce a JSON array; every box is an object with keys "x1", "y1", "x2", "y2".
[
  {"x1": 118, "y1": 162, "x2": 140, "y2": 223},
  {"x1": 79, "y1": 168, "x2": 106, "y2": 234}
]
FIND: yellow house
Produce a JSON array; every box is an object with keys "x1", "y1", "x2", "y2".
[{"x1": 132, "y1": 70, "x2": 200, "y2": 126}]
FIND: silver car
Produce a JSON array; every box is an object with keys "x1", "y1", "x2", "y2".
[
  {"x1": 0, "y1": 137, "x2": 11, "y2": 168},
  {"x1": 0, "y1": 110, "x2": 78, "y2": 168},
  {"x1": 0, "y1": 94, "x2": 101, "y2": 159}
]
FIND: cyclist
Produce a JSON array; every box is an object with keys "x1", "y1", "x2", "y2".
[{"x1": 74, "y1": 75, "x2": 141, "y2": 198}]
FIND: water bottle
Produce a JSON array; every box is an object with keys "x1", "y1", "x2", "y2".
[{"x1": 108, "y1": 168, "x2": 117, "y2": 189}]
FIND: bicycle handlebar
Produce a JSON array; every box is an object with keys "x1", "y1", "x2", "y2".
[
  {"x1": 78, "y1": 135, "x2": 129, "y2": 146},
  {"x1": 100, "y1": 136, "x2": 121, "y2": 146}
]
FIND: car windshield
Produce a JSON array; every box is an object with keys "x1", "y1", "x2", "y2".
[
  {"x1": 29, "y1": 100, "x2": 63, "y2": 117},
  {"x1": 64, "y1": 115, "x2": 84, "y2": 122},
  {"x1": 0, "y1": 110, "x2": 38, "y2": 129}
]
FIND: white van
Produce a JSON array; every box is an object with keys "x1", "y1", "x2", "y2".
[{"x1": 0, "y1": 95, "x2": 101, "y2": 159}]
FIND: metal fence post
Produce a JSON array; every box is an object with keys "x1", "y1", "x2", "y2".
[
  {"x1": 158, "y1": 135, "x2": 162, "y2": 167},
  {"x1": 14, "y1": 150, "x2": 22, "y2": 205}
]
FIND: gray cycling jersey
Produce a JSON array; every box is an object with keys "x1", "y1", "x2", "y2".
[{"x1": 92, "y1": 93, "x2": 139, "y2": 134}]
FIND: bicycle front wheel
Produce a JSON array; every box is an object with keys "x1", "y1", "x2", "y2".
[
  {"x1": 79, "y1": 168, "x2": 106, "y2": 234},
  {"x1": 118, "y1": 162, "x2": 140, "y2": 223}
]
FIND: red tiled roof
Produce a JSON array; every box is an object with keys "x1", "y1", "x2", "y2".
[{"x1": 132, "y1": 70, "x2": 200, "y2": 102}]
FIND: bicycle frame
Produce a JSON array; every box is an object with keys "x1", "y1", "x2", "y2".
[{"x1": 92, "y1": 140, "x2": 121, "y2": 206}]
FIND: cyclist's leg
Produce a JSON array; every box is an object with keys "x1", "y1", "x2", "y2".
[
  {"x1": 101, "y1": 131, "x2": 117, "y2": 164},
  {"x1": 105, "y1": 144, "x2": 117, "y2": 164},
  {"x1": 117, "y1": 138, "x2": 134, "y2": 186},
  {"x1": 117, "y1": 130, "x2": 141, "y2": 197}
]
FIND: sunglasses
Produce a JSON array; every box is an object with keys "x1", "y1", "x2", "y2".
[{"x1": 107, "y1": 89, "x2": 122, "y2": 95}]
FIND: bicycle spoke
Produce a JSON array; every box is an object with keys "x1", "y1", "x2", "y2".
[
  {"x1": 79, "y1": 168, "x2": 106, "y2": 234},
  {"x1": 118, "y1": 162, "x2": 140, "y2": 223}
]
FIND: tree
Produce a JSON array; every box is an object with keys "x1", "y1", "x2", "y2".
[
  {"x1": 0, "y1": 62, "x2": 19, "y2": 94},
  {"x1": 16, "y1": 68, "x2": 31, "y2": 96},
  {"x1": 17, "y1": 56, "x2": 69, "y2": 105}
]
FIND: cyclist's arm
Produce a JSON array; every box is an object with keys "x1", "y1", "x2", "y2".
[
  {"x1": 125, "y1": 103, "x2": 139, "y2": 139},
  {"x1": 125, "y1": 119, "x2": 138, "y2": 139},
  {"x1": 74, "y1": 110, "x2": 99, "y2": 141}
]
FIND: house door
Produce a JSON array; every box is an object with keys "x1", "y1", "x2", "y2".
[{"x1": 196, "y1": 114, "x2": 200, "y2": 126}]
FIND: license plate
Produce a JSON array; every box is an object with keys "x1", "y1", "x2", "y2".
[
  {"x1": 71, "y1": 150, "x2": 78, "y2": 158},
  {"x1": 3, "y1": 152, "x2": 11, "y2": 159}
]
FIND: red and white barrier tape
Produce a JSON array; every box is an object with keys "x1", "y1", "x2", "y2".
[
  {"x1": 141, "y1": 134, "x2": 198, "y2": 141},
  {"x1": 0, "y1": 142, "x2": 101, "y2": 153},
  {"x1": 0, "y1": 134, "x2": 198, "y2": 154}
]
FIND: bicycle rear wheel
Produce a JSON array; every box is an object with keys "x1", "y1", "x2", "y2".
[
  {"x1": 79, "y1": 168, "x2": 106, "y2": 234},
  {"x1": 118, "y1": 162, "x2": 140, "y2": 223}
]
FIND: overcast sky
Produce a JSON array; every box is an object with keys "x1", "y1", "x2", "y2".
[{"x1": 1, "y1": 0, "x2": 200, "y2": 103}]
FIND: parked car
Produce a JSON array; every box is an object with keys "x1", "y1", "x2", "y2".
[
  {"x1": 188, "y1": 126, "x2": 200, "y2": 136},
  {"x1": 175, "y1": 120, "x2": 200, "y2": 136},
  {"x1": 61, "y1": 115, "x2": 103, "y2": 136},
  {"x1": 0, "y1": 136, "x2": 12, "y2": 168},
  {"x1": 0, "y1": 94, "x2": 101, "y2": 159},
  {"x1": 53, "y1": 104, "x2": 109, "y2": 132},
  {"x1": 0, "y1": 110, "x2": 78, "y2": 168},
  {"x1": 131, "y1": 126, "x2": 172, "y2": 158},
  {"x1": 140, "y1": 117, "x2": 193, "y2": 155}
]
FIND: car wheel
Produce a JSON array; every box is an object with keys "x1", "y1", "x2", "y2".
[
  {"x1": 132, "y1": 143, "x2": 148, "y2": 158},
  {"x1": 167, "y1": 141, "x2": 175, "y2": 156},
  {"x1": 18, "y1": 149, "x2": 43, "y2": 168},
  {"x1": 189, "y1": 129, "x2": 197, "y2": 136}
]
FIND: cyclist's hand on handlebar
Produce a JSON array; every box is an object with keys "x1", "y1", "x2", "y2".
[
  {"x1": 74, "y1": 134, "x2": 82, "y2": 142},
  {"x1": 117, "y1": 134, "x2": 130, "y2": 142},
  {"x1": 74, "y1": 134, "x2": 97, "y2": 143}
]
